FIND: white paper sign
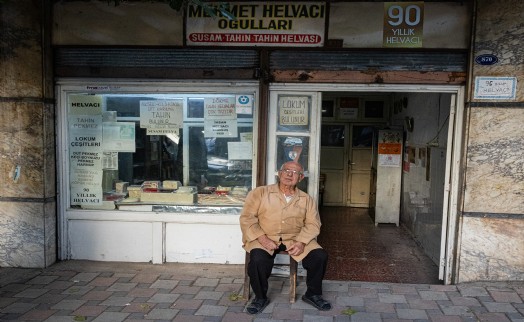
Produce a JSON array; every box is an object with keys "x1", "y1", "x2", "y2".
[
  {"x1": 339, "y1": 108, "x2": 358, "y2": 120},
  {"x1": 68, "y1": 115, "x2": 103, "y2": 152},
  {"x1": 204, "y1": 97, "x2": 237, "y2": 119},
  {"x1": 279, "y1": 96, "x2": 309, "y2": 125},
  {"x1": 140, "y1": 100, "x2": 184, "y2": 130},
  {"x1": 69, "y1": 95, "x2": 103, "y2": 115},
  {"x1": 204, "y1": 119, "x2": 238, "y2": 138},
  {"x1": 474, "y1": 77, "x2": 517, "y2": 99},
  {"x1": 228, "y1": 142, "x2": 253, "y2": 160},
  {"x1": 103, "y1": 122, "x2": 136, "y2": 152}
]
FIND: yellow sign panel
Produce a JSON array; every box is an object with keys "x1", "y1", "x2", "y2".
[{"x1": 383, "y1": 2, "x2": 424, "y2": 48}]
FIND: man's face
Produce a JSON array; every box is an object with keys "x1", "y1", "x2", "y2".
[{"x1": 278, "y1": 163, "x2": 303, "y2": 186}]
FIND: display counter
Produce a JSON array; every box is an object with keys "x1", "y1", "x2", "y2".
[{"x1": 65, "y1": 203, "x2": 245, "y2": 265}]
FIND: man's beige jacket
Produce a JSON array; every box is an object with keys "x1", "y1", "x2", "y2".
[{"x1": 239, "y1": 183, "x2": 322, "y2": 262}]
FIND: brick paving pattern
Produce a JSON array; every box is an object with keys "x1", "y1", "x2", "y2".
[{"x1": 0, "y1": 261, "x2": 523, "y2": 321}]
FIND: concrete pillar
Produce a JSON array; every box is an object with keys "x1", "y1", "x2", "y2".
[{"x1": 0, "y1": 0, "x2": 56, "y2": 267}]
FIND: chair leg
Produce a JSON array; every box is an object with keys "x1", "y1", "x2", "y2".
[
  {"x1": 243, "y1": 252, "x2": 251, "y2": 301},
  {"x1": 289, "y1": 257, "x2": 298, "y2": 303}
]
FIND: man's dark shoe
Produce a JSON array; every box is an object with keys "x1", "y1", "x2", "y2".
[
  {"x1": 302, "y1": 294, "x2": 332, "y2": 311},
  {"x1": 246, "y1": 298, "x2": 269, "y2": 315}
]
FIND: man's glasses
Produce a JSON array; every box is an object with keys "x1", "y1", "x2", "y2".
[{"x1": 281, "y1": 169, "x2": 302, "y2": 176}]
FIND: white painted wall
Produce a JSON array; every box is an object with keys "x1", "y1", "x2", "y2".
[{"x1": 391, "y1": 92, "x2": 450, "y2": 265}]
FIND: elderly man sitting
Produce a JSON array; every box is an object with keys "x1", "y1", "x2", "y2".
[{"x1": 240, "y1": 161, "x2": 331, "y2": 314}]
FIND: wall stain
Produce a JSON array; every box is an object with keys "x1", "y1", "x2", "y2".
[{"x1": 0, "y1": 26, "x2": 40, "y2": 60}]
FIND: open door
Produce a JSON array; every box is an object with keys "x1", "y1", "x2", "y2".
[
  {"x1": 266, "y1": 90, "x2": 322, "y2": 200},
  {"x1": 439, "y1": 90, "x2": 465, "y2": 284},
  {"x1": 347, "y1": 124, "x2": 376, "y2": 207}
]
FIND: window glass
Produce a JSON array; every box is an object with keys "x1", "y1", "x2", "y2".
[
  {"x1": 321, "y1": 125, "x2": 345, "y2": 147},
  {"x1": 67, "y1": 93, "x2": 255, "y2": 210}
]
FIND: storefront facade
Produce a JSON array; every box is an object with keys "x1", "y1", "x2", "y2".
[{"x1": 1, "y1": 0, "x2": 522, "y2": 284}]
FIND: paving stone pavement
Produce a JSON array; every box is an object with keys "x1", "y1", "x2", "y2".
[{"x1": 0, "y1": 260, "x2": 523, "y2": 321}]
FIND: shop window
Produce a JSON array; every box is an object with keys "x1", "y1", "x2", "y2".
[
  {"x1": 66, "y1": 92, "x2": 255, "y2": 210},
  {"x1": 363, "y1": 100, "x2": 385, "y2": 120}
]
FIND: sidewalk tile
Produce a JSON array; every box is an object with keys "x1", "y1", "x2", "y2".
[
  {"x1": 89, "y1": 277, "x2": 119, "y2": 287},
  {"x1": 72, "y1": 273, "x2": 99, "y2": 283},
  {"x1": 484, "y1": 302, "x2": 518, "y2": 313},
  {"x1": 490, "y1": 291, "x2": 523, "y2": 303},
  {"x1": 194, "y1": 278, "x2": 220, "y2": 287},
  {"x1": 173, "y1": 285, "x2": 201, "y2": 294},
  {"x1": 100, "y1": 296, "x2": 135, "y2": 306},
  {"x1": 407, "y1": 298, "x2": 439, "y2": 309},
  {"x1": 72, "y1": 304, "x2": 107, "y2": 317},
  {"x1": 127, "y1": 287, "x2": 157, "y2": 298},
  {"x1": 430, "y1": 316, "x2": 462, "y2": 322},
  {"x1": 144, "y1": 307, "x2": 179, "y2": 320},
  {"x1": 106, "y1": 282, "x2": 137, "y2": 292},
  {"x1": 19, "y1": 309, "x2": 57, "y2": 320},
  {"x1": 396, "y1": 308, "x2": 428, "y2": 320},
  {"x1": 336, "y1": 295, "x2": 365, "y2": 307},
  {"x1": 194, "y1": 304, "x2": 228, "y2": 316},
  {"x1": 450, "y1": 296, "x2": 482, "y2": 306},
  {"x1": 172, "y1": 315, "x2": 206, "y2": 321},
  {"x1": 194, "y1": 290, "x2": 223, "y2": 300},
  {"x1": 378, "y1": 293, "x2": 407, "y2": 304},
  {"x1": 272, "y1": 306, "x2": 304, "y2": 320},
  {"x1": 14, "y1": 288, "x2": 50, "y2": 298},
  {"x1": 150, "y1": 279, "x2": 178, "y2": 289},
  {"x1": 51, "y1": 299, "x2": 86, "y2": 310},
  {"x1": 172, "y1": 298, "x2": 203, "y2": 309},
  {"x1": 475, "y1": 312, "x2": 511, "y2": 322},
  {"x1": 147, "y1": 293, "x2": 180, "y2": 303},
  {"x1": 82, "y1": 290, "x2": 112, "y2": 301},
  {"x1": 91, "y1": 311, "x2": 129, "y2": 322},
  {"x1": 347, "y1": 311, "x2": 381, "y2": 321},
  {"x1": 458, "y1": 286, "x2": 489, "y2": 297},
  {"x1": 2, "y1": 302, "x2": 38, "y2": 313},
  {"x1": 221, "y1": 311, "x2": 256, "y2": 321},
  {"x1": 62, "y1": 285, "x2": 94, "y2": 295},
  {"x1": 28, "y1": 276, "x2": 59, "y2": 285},
  {"x1": 419, "y1": 290, "x2": 449, "y2": 301}
]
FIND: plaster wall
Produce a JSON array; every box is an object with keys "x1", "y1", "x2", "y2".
[{"x1": 53, "y1": 1, "x2": 184, "y2": 45}]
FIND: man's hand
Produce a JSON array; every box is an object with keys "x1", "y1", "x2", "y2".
[
  {"x1": 257, "y1": 235, "x2": 278, "y2": 251},
  {"x1": 287, "y1": 241, "x2": 305, "y2": 256}
]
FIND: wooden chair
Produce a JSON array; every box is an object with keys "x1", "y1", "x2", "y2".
[{"x1": 243, "y1": 251, "x2": 298, "y2": 303}]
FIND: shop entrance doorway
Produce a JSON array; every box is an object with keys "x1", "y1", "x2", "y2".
[{"x1": 268, "y1": 84, "x2": 465, "y2": 284}]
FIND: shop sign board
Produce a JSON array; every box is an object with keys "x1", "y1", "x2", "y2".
[
  {"x1": 383, "y1": 2, "x2": 424, "y2": 48},
  {"x1": 278, "y1": 96, "x2": 309, "y2": 126},
  {"x1": 474, "y1": 77, "x2": 517, "y2": 99},
  {"x1": 186, "y1": 2, "x2": 326, "y2": 47}
]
